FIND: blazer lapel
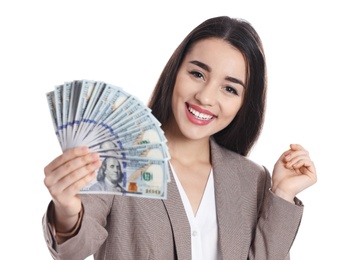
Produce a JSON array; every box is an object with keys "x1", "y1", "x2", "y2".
[
  {"x1": 162, "y1": 166, "x2": 192, "y2": 260},
  {"x1": 162, "y1": 140, "x2": 246, "y2": 259},
  {"x1": 211, "y1": 139, "x2": 246, "y2": 259}
]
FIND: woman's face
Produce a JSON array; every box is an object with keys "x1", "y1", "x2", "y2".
[{"x1": 170, "y1": 37, "x2": 246, "y2": 141}]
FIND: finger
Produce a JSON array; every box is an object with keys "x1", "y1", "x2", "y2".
[
  {"x1": 63, "y1": 170, "x2": 98, "y2": 197},
  {"x1": 288, "y1": 158, "x2": 316, "y2": 175},
  {"x1": 49, "y1": 159, "x2": 101, "y2": 197},
  {"x1": 284, "y1": 149, "x2": 309, "y2": 163},
  {"x1": 279, "y1": 144, "x2": 308, "y2": 159},
  {"x1": 290, "y1": 143, "x2": 305, "y2": 151},
  {"x1": 56, "y1": 152, "x2": 100, "y2": 179},
  {"x1": 44, "y1": 146, "x2": 90, "y2": 174},
  {"x1": 45, "y1": 152, "x2": 100, "y2": 188},
  {"x1": 277, "y1": 148, "x2": 293, "y2": 164}
]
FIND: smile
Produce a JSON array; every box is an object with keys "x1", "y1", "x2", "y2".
[
  {"x1": 185, "y1": 103, "x2": 216, "y2": 126},
  {"x1": 188, "y1": 106, "x2": 214, "y2": 120}
]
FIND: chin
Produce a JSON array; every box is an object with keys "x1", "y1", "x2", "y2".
[{"x1": 180, "y1": 128, "x2": 212, "y2": 141}]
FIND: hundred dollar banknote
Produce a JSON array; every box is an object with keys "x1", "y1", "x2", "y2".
[
  {"x1": 46, "y1": 79, "x2": 170, "y2": 199},
  {"x1": 81, "y1": 155, "x2": 168, "y2": 199}
]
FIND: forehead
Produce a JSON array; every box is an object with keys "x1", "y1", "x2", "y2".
[
  {"x1": 184, "y1": 38, "x2": 246, "y2": 83},
  {"x1": 187, "y1": 38, "x2": 244, "y2": 62}
]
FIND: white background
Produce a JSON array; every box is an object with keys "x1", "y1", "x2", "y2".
[{"x1": 1, "y1": 1, "x2": 342, "y2": 259}]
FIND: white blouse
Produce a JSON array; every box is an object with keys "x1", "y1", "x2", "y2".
[{"x1": 170, "y1": 164, "x2": 221, "y2": 260}]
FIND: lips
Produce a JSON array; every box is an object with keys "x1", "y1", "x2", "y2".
[{"x1": 185, "y1": 103, "x2": 216, "y2": 125}]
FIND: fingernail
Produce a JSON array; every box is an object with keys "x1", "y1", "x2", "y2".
[
  {"x1": 93, "y1": 160, "x2": 101, "y2": 167},
  {"x1": 82, "y1": 146, "x2": 89, "y2": 153}
]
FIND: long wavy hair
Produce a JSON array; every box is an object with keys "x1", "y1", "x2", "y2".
[{"x1": 148, "y1": 16, "x2": 267, "y2": 156}]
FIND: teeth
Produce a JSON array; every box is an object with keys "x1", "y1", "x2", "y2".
[{"x1": 188, "y1": 106, "x2": 213, "y2": 120}]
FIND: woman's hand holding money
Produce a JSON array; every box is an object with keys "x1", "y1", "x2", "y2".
[{"x1": 44, "y1": 146, "x2": 101, "y2": 242}]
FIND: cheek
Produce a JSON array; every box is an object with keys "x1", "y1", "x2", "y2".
[
  {"x1": 173, "y1": 72, "x2": 194, "y2": 98},
  {"x1": 218, "y1": 103, "x2": 241, "y2": 131},
  {"x1": 222, "y1": 98, "x2": 243, "y2": 118},
  {"x1": 172, "y1": 81, "x2": 183, "y2": 100},
  {"x1": 171, "y1": 90, "x2": 178, "y2": 114},
  {"x1": 171, "y1": 83, "x2": 185, "y2": 112}
]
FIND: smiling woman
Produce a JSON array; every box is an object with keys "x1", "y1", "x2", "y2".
[
  {"x1": 167, "y1": 38, "x2": 246, "y2": 139},
  {"x1": 42, "y1": 16, "x2": 317, "y2": 260}
]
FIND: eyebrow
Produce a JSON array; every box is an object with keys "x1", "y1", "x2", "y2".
[{"x1": 189, "y1": 60, "x2": 246, "y2": 88}]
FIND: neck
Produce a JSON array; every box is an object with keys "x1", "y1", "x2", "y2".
[{"x1": 164, "y1": 132, "x2": 211, "y2": 167}]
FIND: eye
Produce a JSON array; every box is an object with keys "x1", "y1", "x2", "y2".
[
  {"x1": 189, "y1": 70, "x2": 204, "y2": 80},
  {"x1": 224, "y1": 86, "x2": 238, "y2": 95}
]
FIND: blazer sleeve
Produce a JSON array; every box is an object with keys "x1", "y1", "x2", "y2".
[
  {"x1": 42, "y1": 194, "x2": 115, "y2": 260},
  {"x1": 248, "y1": 167, "x2": 304, "y2": 260}
]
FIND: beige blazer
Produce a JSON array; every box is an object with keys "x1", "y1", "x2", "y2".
[{"x1": 43, "y1": 139, "x2": 303, "y2": 260}]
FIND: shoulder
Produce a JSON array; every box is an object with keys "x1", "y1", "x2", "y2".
[
  {"x1": 210, "y1": 138, "x2": 266, "y2": 174},
  {"x1": 210, "y1": 139, "x2": 271, "y2": 208}
]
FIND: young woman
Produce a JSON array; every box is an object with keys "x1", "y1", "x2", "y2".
[{"x1": 43, "y1": 16, "x2": 317, "y2": 260}]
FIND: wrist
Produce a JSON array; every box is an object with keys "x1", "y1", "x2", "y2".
[
  {"x1": 272, "y1": 187, "x2": 295, "y2": 204},
  {"x1": 50, "y1": 204, "x2": 84, "y2": 244}
]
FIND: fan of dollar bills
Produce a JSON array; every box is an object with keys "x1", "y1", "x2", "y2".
[{"x1": 46, "y1": 80, "x2": 170, "y2": 199}]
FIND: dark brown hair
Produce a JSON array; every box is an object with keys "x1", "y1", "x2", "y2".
[{"x1": 148, "y1": 16, "x2": 267, "y2": 156}]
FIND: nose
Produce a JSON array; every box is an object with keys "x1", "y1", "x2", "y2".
[{"x1": 194, "y1": 82, "x2": 217, "y2": 106}]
